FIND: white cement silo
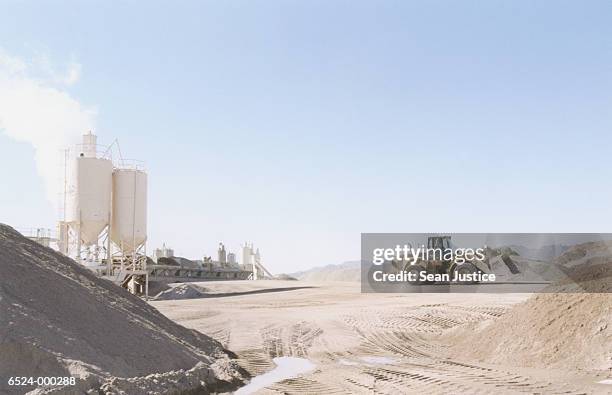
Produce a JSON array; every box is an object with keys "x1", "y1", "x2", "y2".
[
  {"x1": 65, "y1": 134, "x2": 113, "y2": 246},
  {"x1": 110, "y1": 169, "x2": 147, "y2": 253}
]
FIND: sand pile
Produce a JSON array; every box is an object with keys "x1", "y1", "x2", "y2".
[
  {"x1": 548, "y1": 241, "x2": 612, "y2": 293},
  {"x1": 448, "y1": 292, "x2": 611, "y2": 373},
  {"x1": 153, "y1": 283, "x2": 208, "y2": 300},
  {"x1": 554, "y1": 240, "x2": 612, "y2": 268},
  {"x1": 0, "y1": 224, "x2": 246, "y2": 394},
  {"x1": 448, "y1": 242, "x2": 611, "y2": 373},
  {"x1": 448, "y1": 240, "x2": 612, "y2": 373}
]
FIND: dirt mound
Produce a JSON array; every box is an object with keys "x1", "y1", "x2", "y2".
[
  {"x1": 482, "y1": 241, "x2": 611, "y2": 291},
  {"x1": 448, "y1": 292, "x2": 611, "y2": 373},
  {"x1": 153, "y1": 283, "x2": 208, "y2": 300},
  {"x1": 546, "y1": 241, "x2": 612, "y2": 292},
  {"x1": 448, "y1": 242, "x2": 612, "y2": 372},
  {"x1": 0, "y1": 224, "x2": 246, "y2": 394},
  {"x1": 554, "y1": 240, "x2": 612, "y2": 268}
]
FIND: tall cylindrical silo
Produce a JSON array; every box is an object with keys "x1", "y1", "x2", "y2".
[
  {"x1": 65, "y1": 156, "x2": 113, "y2": 245},
  {"x1": 111, "y1": 169, "x2": 147, "y2": 253}
]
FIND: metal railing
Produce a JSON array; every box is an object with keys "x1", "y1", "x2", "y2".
[
  {"x1": 68, "y1": 143, "x2": 146, "y2": 171},
  {"x1": 17, "y1": 227, "x2": 57, "y2": 239}
]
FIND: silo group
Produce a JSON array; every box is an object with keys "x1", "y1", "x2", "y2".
[{"x1": 59, "y1": 131, "x2": 148, "y2": 292}]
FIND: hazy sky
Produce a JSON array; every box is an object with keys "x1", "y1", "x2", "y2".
[{"x1": 1, "y1": 1, "x2": 611, "y2": 273}]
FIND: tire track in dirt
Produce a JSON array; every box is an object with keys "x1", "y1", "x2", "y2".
[
  {"x1": 333, "y1": 304, "x2": 589, "y2": 394},
  {"x1": 169, "y1": 284, "x2": 597, "y2": 394},
  {"x1": 256, "y1": 304, "x2": 587, "y2": 394}
]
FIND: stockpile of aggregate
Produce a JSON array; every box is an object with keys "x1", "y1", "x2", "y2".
[
  {"x1": 0, "y1": 224, "x2": 246, "y2": 394},
  {"x1": 448, "y1": 242, "x2": 612, "y2": 373},
  {"x1": 450, "y1": 293, "x2": 611, "y2": 372},
  {"x1": 551, "y1": 241, "x2": 612, "y2": 293},
  {"x1": 153, "y1": 283, "x2": 208, "y2": 300}
]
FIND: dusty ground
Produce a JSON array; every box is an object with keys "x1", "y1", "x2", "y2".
[{"x1": 152, "y1": 280, "x2": 610, "y2": 394}]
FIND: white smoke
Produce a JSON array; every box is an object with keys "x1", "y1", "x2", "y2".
[{"x1": 0, "y1": 49, "x2": 97, "y2": 205}]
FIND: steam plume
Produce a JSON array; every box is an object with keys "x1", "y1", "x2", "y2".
[{"x1": 0, "y1": 49, "x2": 97, "y2": 206}]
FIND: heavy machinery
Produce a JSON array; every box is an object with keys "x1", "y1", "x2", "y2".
[{"x1": 391, "y1": 235, "x2": 492, "y2": 284}]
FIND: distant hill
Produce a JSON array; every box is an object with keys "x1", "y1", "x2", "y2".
[{"x1": 290, "y1": 261, "x2": 360, "y2": 282}]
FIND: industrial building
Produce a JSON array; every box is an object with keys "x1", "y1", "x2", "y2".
[
  {"x1": 148, "y1": 241, "x2": 274, "y2": 282},
  {"x1": 242, "y1": 242, "x2": 272, "y2": 280},
  {"x1": 48, "y1": 131, "x2": 272, "y2": 297},
  {"x1": 149, "y1": 243, "x2": 251, "y2": 281}
]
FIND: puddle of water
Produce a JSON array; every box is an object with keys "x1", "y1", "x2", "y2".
[
  {"x1": 598, "y1": 379, "x2": 612, "y2": 385},
  {"x1": 359, "y1": 356, "x2": 397, "y2": 365},
  {"x1": 338, "y1": 358, "x2": 360, "y2": 366},
  {"x1": 236, "y1": 357, "x2": 316, "y2": 395}
]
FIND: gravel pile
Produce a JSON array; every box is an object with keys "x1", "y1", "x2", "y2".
[
  {"x1": 0, "y1": 224, "x2": 246, "y2": 394},
  {"x1": 153, "y1": 283, "x2": 208, "y2": 300}
]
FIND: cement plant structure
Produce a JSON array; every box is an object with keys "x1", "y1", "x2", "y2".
[
  {"x1": 242, "y1": 242, "x2": 273, "y2": 280},
  {"x1": 58, "y1": 132, "x2": 149, "y2": 295},
  {"x1": 54, "y1": 131, "x2": 273, "y2": 298}
]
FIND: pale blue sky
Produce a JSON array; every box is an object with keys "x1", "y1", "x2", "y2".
[{"x1": 1, "y1": 1, "x2": 611, "y2": 272}]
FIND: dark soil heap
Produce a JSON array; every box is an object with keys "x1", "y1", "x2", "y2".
[{"x1": 0, "y1": 224, "x2": 246, "y2": 394}]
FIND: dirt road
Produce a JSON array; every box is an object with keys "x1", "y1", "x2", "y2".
[{"x1": 151, "y1": 281, "x2": 609, "y2": 394}]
